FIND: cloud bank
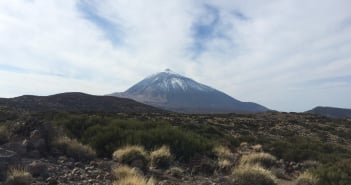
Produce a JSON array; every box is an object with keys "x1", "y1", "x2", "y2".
[{"x1": 0, "y1": 0, "x2": 350, "y2": 111}]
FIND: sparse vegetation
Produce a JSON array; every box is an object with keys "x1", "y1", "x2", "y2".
[
  {"x1": 1, "y1": 108, "x2": 351, "y2": 184},
  {"x1": 52, "y1": 136, "x2": 96, "y2": 161},
  {"x1": 296, "y1": 172, "x2": 319, "y2": 185},
  {"x1": 232, "y1": 165, "x2": 277, "y2": 185},
  {"x1": 150, "y1": 145, "x2": 172, "y2": 169},
  {"x1": 6, "y1": 166, "x2": 32, "y2": 185}
]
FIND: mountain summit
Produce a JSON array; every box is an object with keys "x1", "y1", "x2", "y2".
[{"x1": 110, "y1": 69, "x2": 269, "y2": 113}]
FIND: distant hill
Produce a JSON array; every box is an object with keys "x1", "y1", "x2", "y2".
[
  {"x1": 110, "y1": 69, "x2": 269, "y2": 114},
  {"x1": 306, "y1": 106, "x2": 351, "y2": 119},
  {"x1": 0, "y1": 92, "x2": 164, "y2": 113}
]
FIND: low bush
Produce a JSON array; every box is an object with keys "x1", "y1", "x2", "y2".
[
  {"x1": 6, "y1": 166, "x2": 32, "y2": 185},
  {"x1": 52, "y1": 136, "x2": 96, "y2": 161},
  {"x1": 232, "y1": 165, "x2": 277, "y2": 185},
  {"x1": 77, "y1": 118, "x2": 213, "y2": 161},
  {"x1": 239, "y1": 152, "x2": 276, "y2": 168},
  {"x1": 112, "y1": 145, "x2": 149, "y2": 170},
  {"x1": 264, "y1": 137, "x2": 351, "y2": 163},
  {"x1": 296, "y1": 172, "x2": 319, "y2": 185},
  {"x1": 312, "y1": 159, "x2": 351, "y2": 185},
  {"x1": 150, "y1": 145, "x2": 172, "y2": 169}
]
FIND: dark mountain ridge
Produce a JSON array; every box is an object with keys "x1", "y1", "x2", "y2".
[
  {"x1": 0, "y1": 92, "x2": 164, "y2": 113},
  {"x1": 306, "y1": 106, "x2": 351, "y2": 119},
  {"x1": 110, "y1": 69, "x2": 269, "y2": 113}
]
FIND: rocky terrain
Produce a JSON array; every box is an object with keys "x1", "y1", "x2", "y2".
[{"x1": 1, "y1": 107, "x2": 350, "y2": 185}]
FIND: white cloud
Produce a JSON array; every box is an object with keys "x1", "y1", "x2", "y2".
[{"x1": 0, "y1": 0, "x2": 350, "y2": 111}]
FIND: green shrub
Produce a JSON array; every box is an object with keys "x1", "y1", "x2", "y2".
[
  {"x1": 232, "y1": 165, "x2": 277, "y2": 185},
  {"x1": 296, "y1": 172, "x2": 319, "y2": 185},
  {"x1": 150, "y1": 145, "x2": 172, "y2": 169},
  {"x1": 74, "y1": 118, "x2": 213, "y2": 161},
  {"x1": 264, "y1": 137, "x2": 351, "y2": 163},
  {"x1": 313, "y1": 159, "x2": 351, "y2": 185}
]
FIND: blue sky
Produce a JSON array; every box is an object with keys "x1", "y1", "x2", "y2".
[{"x1": 0, "y1": 0, "x2": 350, "y2": 112}]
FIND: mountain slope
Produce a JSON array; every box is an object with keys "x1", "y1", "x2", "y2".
[
  {"x1": 306, "y1": 106, "x2": 351, "y2": 119},
  {"x1": 0, "y1": 92, "x2": 164, "y2": 113},
  {"x1": 110, "y1": 69, "x2": 268, "y2": 113}
]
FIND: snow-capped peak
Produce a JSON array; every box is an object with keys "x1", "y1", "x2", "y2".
[{"x1": 127, "y1": 69, "x2": 215, "y2": 93}]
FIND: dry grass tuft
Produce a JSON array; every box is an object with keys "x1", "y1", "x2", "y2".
[
  {"x1": 232, "y1": 165, "x2": 277, "y2": 185},
  {"x1": 296, "y1": 172, "x2": 319, "y2": 185},
  {"x1": 112, "y1": 175, "x2": 155, "y2": 185},
  {"x1": 112, "y1": 145, "x2": 149, "y2": 166},
  {"x1": 252, "y1": 144, "x2": 263, "y2": 152},
  {"x1": 112, "y1": 165, "x2": 141, "y2": 180},
  {"x1": 240, "y1": 152, "x2": 276, "y2": 168},
  {"x1": 150, "y1": 145, "x2": 172, "y2": 169},
  {"x1": 218, "y1": 158, "x2": 232, "y2": 169},
  {"x1": 6, "y1": 166, "x2": 32, "y2": 185},
  {"x1": 53, "y1": 136, "x2": 96, "y2": 160},
  {"x1": 213, "y1": 145, "x2": 233, "y2": 159},
  {"x1": 213, "y1": 145, "x2": 235, "y2": 171}
]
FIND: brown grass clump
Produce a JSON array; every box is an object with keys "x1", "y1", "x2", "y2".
[
  {"x1": 240, "y1": 152, "x2": 276, "y2": 168},
  {"x1": 213, "y1": 145, "x2": 233, "y2": 159},
  {"x1": 252, "y1": 144, "x2": 263, "y2": 152},
  {"x1": 6, "y1": 166, "x2": 32, "y2": 185},
  {"x1": 112, "y1": 145, "x2": 149, "y2": 170},
  {"x1": 150, "y1": 145, "x2": 172, "y2": 169},
  {"x1": 213, "y1": 145, "x2": 235, "y2": 171},
  {"x1": 112, "y1": 165, "x2": 141, "y2": 180},
  {"x1": 232, "y1": 165, "x2": 277, "y2": 185},
  {"x1": 112, "y1": 175, "x2": 155, "y2": 185},
  {"x1": 296, "y1": 172, "x2": 319, "y2": 185},
  {"x1": 53, "y1": 136, "x2": 96, "y2": 161},
  {"x1": 218, "y1": 158, "x2": 232, "y2": 169}
]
